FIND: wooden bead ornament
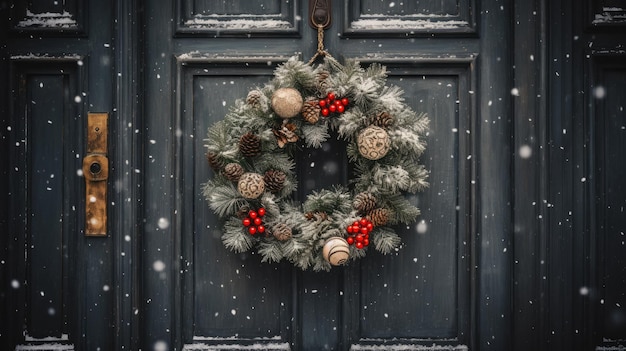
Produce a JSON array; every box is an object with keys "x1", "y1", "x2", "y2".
[
  {"x1": 322, "y1": 237, "x2": 350, "y2": 266},
  {"x1": 357, "y1": 126, "x2": 391, "y2": 160},
  {"x1": 237, "y1": 172, "x2": 265, "y2": 199},
  {"x1": 271, "y1": 87, "x2": 304, "y2": 118}
]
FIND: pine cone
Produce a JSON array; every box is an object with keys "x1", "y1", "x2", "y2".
[
  {"x1": 264, "y1": 169, "x2": 286, "y2": 193},
  {"x1": 236, "y1": 206, "x2": 250, "y2": 219},
  {"x1": 370, "y1": 111, "x2": 395, "y2": 129},
  {"x1": 206, "y1": 152, "x2": 223, "y2": 171},
  {"x1": 239, "y1": 132, "x2": 261, "y2": 158},
  {"x1": 316, "y1": 71, "x2": 330, "y2": 94},
  {"x1": 222, "y1": 163, "x2": 244, "y2": 183},
  {"x1": 246, "y1": 89, "x2": 263, "y2": 107},
  {"x1": 272, "y1": 121, "x2": 298, "y2": 148},
  {"x1": 272, "y1": 223, "x2": 292, "y2": 241},
  {"x1": 304, "y1": 211, "x2": 329, "y2": 221},
  {"x1": 301, "y1": 99, "x2": 321, "y2": 124},
  {"x1": 353, "y1": 192, "x2": 377, "y2": 214},
  {"x1": 366, "y1": 208, "x2": 390, "y2": 227}
]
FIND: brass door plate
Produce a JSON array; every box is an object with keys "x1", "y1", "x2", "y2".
[{"x1": 84, "y1": 113, "x2": 109, "y2": 236}]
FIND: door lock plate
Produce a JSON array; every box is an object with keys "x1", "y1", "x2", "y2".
[{"x1": 84, "y1": 113, "x2": 109, "y2": 236}]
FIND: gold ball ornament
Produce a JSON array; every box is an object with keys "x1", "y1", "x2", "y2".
[
  {"x1": 357, "y1": 126, "x2": 391, "y2": 160},
  {"x1": 322, "y1": 237, "x2": 350, "y2": 266},
  {"x1": 271, "y1": 87, "x2": 303, "y2": 118},
  {"x1": 237, "y1": 172, "x2": 265, "y2": 199}
]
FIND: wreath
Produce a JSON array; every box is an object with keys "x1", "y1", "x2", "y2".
[{"x1": 202, "y1": 56, "x2": 429, "y2": 271}]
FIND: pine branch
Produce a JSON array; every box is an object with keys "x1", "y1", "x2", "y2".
[
  {"x1": 301, "y1": 123, "x2": 330, "y2": 148},
  {"x1": 260, "y1": 193, "x2": 281, "y2": 218},
  {"x1": 254, "y1": 151, "x2": 295, "y2": 174},
  {"x1": 221, "y1": 217, "x2": 255, "y2": 252},
  {"x1": 399, "y1": 159, "x2": 429, "y2": 192},
  {"x1": 383, "y1": 194, "x2": 421, "y2": 224},
  {"x1": 202, "y1": 181, "x2": 248, "y2": 218},
  {"x1": 371, "y1": 164, "x2": 412, "y2": 193},
  {"x1": 205, "y1": 120, "x2": 240, "y2": 160},
  {"x1": 371, "y1": 227, "x2": 401, "y2": 254},
  {"x1": 282, "y1": 233, "x2": 308, "y2": 258},
  {"x1": 390, "y1": 127, "x2": 427, "y2": 157},
  {"x1": 395, "y1": 111, "x2": 429, "y2": 135},
  {"x1": 349, "y1": 245, "x2": 368, "y2": 259},
  {"x1": 377, "y1": 85, "x2": 405, "y2": 113},
  {"x1": 312, "y1": 257, "x2": 332, "y2": 272},
  {"x1": 335, "y1": 107, "x2": 367, "y2": 139},
  {"x1": 364, "y1": 62, "x2": 388, "y2": 82},
  {"x1": 258, "y1": 240, "x2": 284, "y2": 263},
  {"x1": 273, "y1": 57, "x2": 318, "y2": 92},
  {"x1": 303, "y1": 187, "x2": 352, "y2": 214},
  {"x1": 349, "y1": 77, "x2": 381, "y2": 111}
]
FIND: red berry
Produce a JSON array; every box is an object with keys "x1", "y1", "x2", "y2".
[
  {"x1": 321, "y1": 108, "x2": 329, "y2": 117},
  {"x1": 257, "y1": 207, "x2": 266, "y2": 217},
  {"x1": 248, "y1": 226, "x2": 257, "y2": 235},
  {"x1": 366, "y1": 223, "x2": 373, "y2": 232},
  {"x1": 352, "y1": 225, "x2": 360, "y2": 233},
  {"x1": 355, "y1": 242, "x2": 364, "y2": 249},
  {"x1": 329, "y1": 104, "x2": 337, "y2": 113},
  {"x1": 353, "y1": 221, "x2": 360, "y2": 227},
  {"x1": 257, "y1": 225, "x2": 265, "y2": 233},
  {"x1": 347, "y1": 226, "x2": 354, "y2": 234},
  {"x1": 346, "y1": 237, "x2": 354, "y2": 245},
  {"x1": 242, "y1": 218, "x2": 251, "y2": 227},
  {"x1": 249, "y1": 210, "x2": 258, "y2": 219},
  {"x1": 254, "y1": 217, "x2": 262, "y2": 226},
  {"x1": 341, "y1": 98, "x2": 349, "y2": 106},
  {"x1": 337, "y1": 105, "x2": 345, "y2": 113},
  {"x1": 360, "y1": 218, "x2": 368, "y2": 227},
  {"x1": 327, "y1": 92, "x2": 336, "y2": 101},
  {"x1": 355, "y1": 234, "x2": 364, "y2": 243},
  {"x1": 360, "y1": 227, "x2": 368, "y2": 235},
  {"x1": 364, "y1": 238, "x2": 369, "y2": 246},
  {"x1": 334, "y1": 99, "x2": 342, "y2": 106},
  {"x1": 325, "y1": 98, "x2": 331, "y2": 105},
  {"x1": 318, "y1": 100, "x2": 326, "y2": 107}
]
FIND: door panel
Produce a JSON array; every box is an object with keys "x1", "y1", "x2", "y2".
[
  {"x1": 7, "y1": 60, "x2": 82, "y2": 346},
  {"x1": 343, "y1": 59, "x2": 474, "y2": 345},
  {"x1": 592, "y1": 57, "x2": 626, "y2": 342},
  {"x1": 179, "y1": 59, "x2": 293, "y2": 343}
]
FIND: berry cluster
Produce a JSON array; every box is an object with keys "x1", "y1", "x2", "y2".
[
  {"x1": 319, "y1": 92, "x2": 349, "y2": 117},
  {"x1": 242, "y1": 208, "x2": 266, "y2": 235},
  {"x1": 345, "y1": 218, "x2": 373, "y2": 249}
]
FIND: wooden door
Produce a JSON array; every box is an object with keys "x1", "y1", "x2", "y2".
[
  {"x1": 0, "y1": 1, "x2": 139, "y2": 350},
  {"x1": 545, "y1": 1, "x2": 626, "y2": 350},
  {"x1": 141, "y1": 1, "x2": 511, "y2": 350}
]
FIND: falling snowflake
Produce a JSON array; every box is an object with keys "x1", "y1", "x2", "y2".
[{"x1": 153, "y1": 260, "x2": 166, "y2": 272}]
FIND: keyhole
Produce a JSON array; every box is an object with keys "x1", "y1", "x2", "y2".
[{"x1": 90, "y1": 162, "x2": 102, "y2": 175}]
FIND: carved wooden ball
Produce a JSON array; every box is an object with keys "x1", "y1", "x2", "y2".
[
  {"x1": 322, "y1": 237, "x2": 350, "y2": 266},
  {"x1": 357, "y1": 126, "x2": 391, "y2": 160},
  {"x1": 237, "y1": 172, "x2": 265, "y2": 199},
  {"x1": 271, "y1": 87, "x2": 303, "y2": 118}
]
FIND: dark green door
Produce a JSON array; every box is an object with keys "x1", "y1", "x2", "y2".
[
  {"x1": 0, "y1": 0, "x2": 136, "y2": 350},
  {"x1": 141, "y1": 1, "x2": 507, "y2": 350}
]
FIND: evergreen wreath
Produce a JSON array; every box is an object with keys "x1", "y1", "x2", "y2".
[{"x1": 202, "y1": 56, "x2": 429, "y2": 271}]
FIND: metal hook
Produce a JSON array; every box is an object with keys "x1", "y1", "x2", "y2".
[{"x1": 309, "y1": 0, "x2": 331, "y2": 29}]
